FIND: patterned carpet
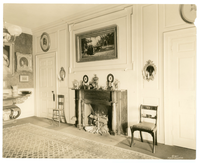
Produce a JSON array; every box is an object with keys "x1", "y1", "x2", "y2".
[{"x1": 3, "y1": 123, "x2": 159, "y2": 159}]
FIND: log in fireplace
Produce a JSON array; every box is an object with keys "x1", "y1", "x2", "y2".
[{"x1": 73, "y1": 89, "x2": 127, "y2": 135}]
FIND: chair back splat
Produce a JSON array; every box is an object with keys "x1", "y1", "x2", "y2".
[{"x1": 130, "y1": 104, "x2": 158, "y2": 153}]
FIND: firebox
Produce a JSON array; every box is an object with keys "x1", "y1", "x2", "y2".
[{"x1": 84, "y1": 104, "x2": 111, "y2": 134}]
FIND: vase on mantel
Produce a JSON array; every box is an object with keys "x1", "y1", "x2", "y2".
[{"x1": 11, "y1": 85, "x2": 18, "y2": 97}]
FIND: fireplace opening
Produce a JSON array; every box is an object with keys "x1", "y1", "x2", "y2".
[{"x1": 84, "y1": 104, "x2": 112, "y2": 135}]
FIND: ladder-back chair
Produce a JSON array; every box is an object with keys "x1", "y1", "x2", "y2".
[{"x1": 52, "y1": 95, "x2": 65, "y2": 126}]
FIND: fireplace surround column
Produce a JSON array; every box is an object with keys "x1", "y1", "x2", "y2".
[
  {"x1": 77, "y1": 90, "x2": 82, "y2": 129},
  {"x1": 111, "y1": 91, "x2": 117, "y2": 135}
]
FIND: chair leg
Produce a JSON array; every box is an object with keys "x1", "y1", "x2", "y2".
[
  {"x1": 140, "y1": 131, "x2": 143, "y2": 142},
  {"x1": 130, "y1": 129, "x2": 134, "y2": 147},
  {"x1": 58, "y1": 111, "x2": 60, "y2": 127},
  {"x1": 152, "y1": 132, "x2": 155, "y2": 153},
  {"x1": 52, "y1": 111, "x2": 55, "y2": 125},
  {"x1": 155, "y1": 130, "x2": 157, "y2": 145}
]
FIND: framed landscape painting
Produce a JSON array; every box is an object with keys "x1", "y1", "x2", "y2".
[{"x1": 76, "y1": 25, "x2": 117, "y2": 62}]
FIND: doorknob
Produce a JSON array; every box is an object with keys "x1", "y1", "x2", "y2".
[{"x1": 52, "y1": 91, "x2": 55, "y2": 101}]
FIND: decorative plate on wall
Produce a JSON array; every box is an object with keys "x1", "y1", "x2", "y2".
[
  {"x1": 40, "y1": 32, "x2": 50, "y2": 52},
  {"x1": 180, "y1": 4, "x2": 197, "y2": 24}
]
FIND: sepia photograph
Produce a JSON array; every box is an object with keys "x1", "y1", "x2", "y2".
[{"x1": 1, "y1": 0, "x2": 198, "y2": 162}]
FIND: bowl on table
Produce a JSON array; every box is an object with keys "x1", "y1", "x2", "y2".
[{"x1": 21, "y1": 91, "x2": 32, "y2": 95}]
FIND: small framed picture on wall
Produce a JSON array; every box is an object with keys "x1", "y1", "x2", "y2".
[
  {"x1": 16, "y1": 52, "x2": 33, "y2": 72},
  {"x1": 19, "y1": 75, "x2": 29, "y2": 82}
]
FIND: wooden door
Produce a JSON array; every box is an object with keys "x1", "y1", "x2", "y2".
[
  {"x1": 165, "y1": 28, "x2": 196, "y2": 149},
  {"x1": 36, "y1": 52, "x2": 56, "y2": 119}
]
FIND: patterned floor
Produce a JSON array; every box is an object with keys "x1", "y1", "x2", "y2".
[{"x1": 3, "y1": 123, "x2": 159, "y2": 159}]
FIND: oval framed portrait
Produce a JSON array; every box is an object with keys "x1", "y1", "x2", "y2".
[
  {"x1": 107, "y1": 74, "x2": 114, "y2": 83},
  {"x1": 40, "y1": 32, "x2": 50, "y2": 52},
  {"x1": 83, "y1": 75, "x2": 89, "y2": 83}
]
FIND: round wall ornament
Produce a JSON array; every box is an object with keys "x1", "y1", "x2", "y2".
[
  {"x1": 40, "y1": 32, "x2": 50, "y2": 52},
  {"x1": 142, "y1": 60, "x2": 157, "y2": 81},
  {"x1": 180, "y1": 4, "x2": 197, "y2": 24}
]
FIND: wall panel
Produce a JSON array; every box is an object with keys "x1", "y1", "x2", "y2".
[
  {"x1": 141, "y1": 5, "x2": 159, "y2": 90},
  {"x1": 137, "y1": 4, "x2": 164, "y2": 143},
  {"x1": 58, "y1": 27, "x2": 70, "y2": 123}
]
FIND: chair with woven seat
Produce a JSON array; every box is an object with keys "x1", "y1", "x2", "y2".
[
  {"x1": 52, "y1": 95, "x2": 65, "y2": 126},
  {"x1": 130, "y1": 104, "x2": 158, "y2": 153}
]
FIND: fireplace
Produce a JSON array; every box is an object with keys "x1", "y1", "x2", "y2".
[{"x1": 73, "y1": 89, "x2": 128, "y2": 135}]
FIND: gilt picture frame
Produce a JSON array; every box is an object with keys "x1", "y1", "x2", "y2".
[
  {"x1": 76, "y1": 25, "x2": 117, "y2": 62},
  {"x1": 142, "y1": 60, "x2": 157, "y2": 81},
  {"x1": 40, "y1": 32, "x2": 50, "y2": 52},
  {"x1": 3, "y1": 42, "x2": 14, "y2": 75},
  {"x1": 16, "y1": 52, "x2": 33, "y2": 72}
]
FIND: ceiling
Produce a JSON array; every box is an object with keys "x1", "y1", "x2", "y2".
[{"x1": 3, "y1": 4, "x2": 103, "y2": 30}]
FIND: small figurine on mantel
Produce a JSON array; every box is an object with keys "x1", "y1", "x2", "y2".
[
  {"x1": 113, "y1": 79, "x2": 120, "y2": 90},
  {"x1": 11, "y1": 85, "x2": 18, "y2": 97},
  {"x1": 90, "y1": 74, "x2": 99, "y2": 90},
  {"x1": 72, "y1": 80, "x2": 79, "y2": 89}
]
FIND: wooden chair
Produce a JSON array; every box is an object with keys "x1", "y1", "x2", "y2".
[
  {"x1": 130, "y1": 104, "x2": 158, "y2": 153},
  {"x1": 52, "y1": 95, "x2": 65, "y2": 126}
]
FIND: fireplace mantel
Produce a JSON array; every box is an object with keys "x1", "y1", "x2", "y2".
[{"x1": 72, "y1": 89, "x2": 127, "y2": 135}]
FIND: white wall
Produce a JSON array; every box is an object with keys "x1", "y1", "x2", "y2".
[{"x1": 32, "y1": 4, "x2": 195, "y2": 144}]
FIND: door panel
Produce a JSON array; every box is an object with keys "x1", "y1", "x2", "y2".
[
  {"x1": 36, "y1": 53, "x2": 56, "y2": 119},
  {"x1": 169, "y1": 29, "x2": 196, "y2": 149}
]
